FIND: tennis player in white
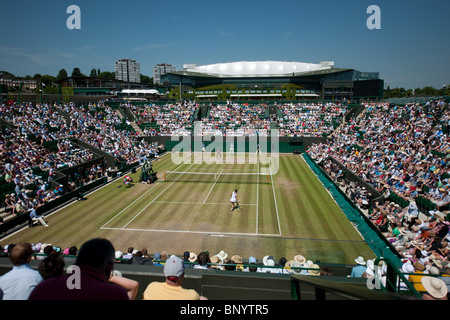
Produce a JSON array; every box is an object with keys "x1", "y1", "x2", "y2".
[{"x1": 230, "y1": 189, "x2": 239, "y2": 211}]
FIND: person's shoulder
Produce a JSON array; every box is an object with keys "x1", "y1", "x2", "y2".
[
  {"x1": 143, "y1": 281, "x2": 164, "y2": 296},
  {"x1": 148, "y1": 280, "x2": 164, "y2": 287},
  {"x1": 183, "y1": 287, "x2": 200, "y2": 299},
  {"x1": 14, "y1": 264, "x2": 42, "y2": 277},
  {"x1": 28, "y1": 275, "x2": 67, "y2": 299}
]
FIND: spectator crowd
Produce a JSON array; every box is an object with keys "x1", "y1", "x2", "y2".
[
  {"x1": 307, "y1": 100, "x2": 450, "y2": 297},
  {"x1": 1, "y1": 98, "x2": 450, "y2": 300},
  {"x1": 276, "y1": 102, "x2": 346, "y2": 137},
  {"x1": 1, "y1": 237, "x2": 448, "y2": 300},
  {"x1": 199, "y1": 103, "x2": 271, "y2": 136}
]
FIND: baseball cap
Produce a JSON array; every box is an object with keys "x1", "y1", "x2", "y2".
[{"x1": 164, "y1": 255, "x2": 185, "y2": 279}]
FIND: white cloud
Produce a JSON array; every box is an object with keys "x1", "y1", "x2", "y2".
[{"x1": 218, "y1": 29, "x2": 236, "y2": 37}]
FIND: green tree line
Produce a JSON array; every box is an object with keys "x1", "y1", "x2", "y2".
[
  {"x1": 3, "y1": 67, "x2": 156, "y2": 94},
  {"x1": 384, "y1": 86, "x2": 447, "y2": 98}
]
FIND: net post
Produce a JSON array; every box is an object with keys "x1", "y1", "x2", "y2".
[
  {"x1": 164, "y1": 171, "x2": 166, "y2": 182},
  {"x1": 267, "y1": 174, "x2": 269, "y2": 184}
]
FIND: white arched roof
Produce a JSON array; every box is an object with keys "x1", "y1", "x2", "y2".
[
  {"x1": 183, "y1": 61, "x2": 334, "y2": 77},
  {"x1": 121, "y1": 89, "x2": 160, "y2": 95}
]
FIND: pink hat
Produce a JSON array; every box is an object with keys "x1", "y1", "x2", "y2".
[{"x1": 63, "y1": 248, "x2": 70, "y2": 255}]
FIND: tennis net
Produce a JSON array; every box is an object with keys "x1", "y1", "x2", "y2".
[{"x1": 163, "y1": 170, "x2": 269, "y2": 184}]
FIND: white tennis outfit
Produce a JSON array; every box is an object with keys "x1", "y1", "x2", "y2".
[{"x1": 230, "y1": 191, "x2": 237, "y2": 203}]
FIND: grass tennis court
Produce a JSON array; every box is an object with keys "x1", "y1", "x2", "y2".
[{"x1": 1, "y1": 152, "x2": 374, "y2": 264}]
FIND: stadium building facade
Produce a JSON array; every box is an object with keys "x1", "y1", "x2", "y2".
[{"x1": 161, "y1": 61, "x2": 383, "y2": 101}]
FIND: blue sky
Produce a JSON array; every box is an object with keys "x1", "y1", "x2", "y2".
[{"x1": 1, "y1": 0, "x2": 449, "y2": 89}]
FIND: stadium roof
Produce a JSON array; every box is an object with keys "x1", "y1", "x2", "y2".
[
  {"x1": 182, "y1": 61, "x2": 336, "y2": 78},
  {"x1": 121, "y1": 89, "x2": 161, "y2": 95}
]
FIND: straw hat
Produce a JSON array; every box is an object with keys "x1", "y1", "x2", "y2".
[
  {"x1": 216, "y1": 250, "x2": 228, "y2": 260},
  {"x1": 308, "y1": 264, "x2": 320, "y2": 276},
  {"x1": 304, "y1": 260, "x2": 313, "y2": 268},
  {"x1": 289, "y1": 261, "x2": 302, "y2": 274},
  {"x1": 401, "y1": 261, "x2": 415, "y2": 273},
  {"x1": 413, "y1": 261, "x2": 425, "y2": 271},
  {"x1": 426, "y1": 265, "x2": 440, "y2": 275},
  {"x1": 263, "y1": 255, "x2": 275, "y2": 266},
  {"x1": 231, "y1": 255, "x2": 243, "y2": 264},
  {"x1": 354, "y1": 256, "x2": 366, "y2": 265},
  {"x1": 209, "y1": 255, "x2": 221, "y2": 269},
  {"x1": 285, "y1": 260, "x2": 295, "y2": 268},
  {"x1": 421, "y1": 277, "x2": 448, "y2": 299},
  {"x1": 294, "y1": 254, "x2": 306, "y2": 264},
  {"x1": 188, "y1": 252, "x2": 197, "y2": 262},
  {"x1": 115, "y1": 251, "x2": 123, "y2": 259},
  {"x1": 429, "y1": 256, "x2": 443, "y2": 269}
]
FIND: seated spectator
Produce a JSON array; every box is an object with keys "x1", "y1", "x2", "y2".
[
  {"x1": 224, "y1": 259, "x2": 236, "y2": 271},
  {"x1": 122, "y1": 247, "x2": 134, "y2": 260},
  {"x1": 160, "y1": 251, "x2": 169, "y2": 264},
  {"x1": 141, "y1": 248, "x2": 150, "y2": 259},
  {"x1": 437, "y1": 191, "x2": 450, "y2": 210},
  {"x1": 230, "y1": 255, "x2": 244, "y2": 271},
  {"x1": 320, "y1": 266, "x2": 335, "y2": 276},
  {"x1": 259, "y1": 255, "x2": 279, "y2": 273},
  {"x1": 184, "y1": 251, "x2": 196, "y2": 268},
  {"x1": 14, "y1": 198, "x2": 26, "y2": 215},
  {"x1": 387, "y1": 223, "x2": 402, "y2": 241},
  {"x1": 142, "y1": 255, "x2": 207, "y2": 300},
  {"x1": 29, "y1": 206, "x2": 48, "y2": 227},
  {"x1": 29, "y1": 238, "x2": 137, "y2": 300},
  {"x1": 194, "y1": 251, "x2": 210, "y2": 270},
  {"x1": 373, "y1": 212, "x2": 389, "y2": 233},
  {"x1": 409, "y1": 262, "x2": 427, "y2": 292},
  {"x1": 128, "y1": 251, "x2": 153, "y2": 265},
  {"x1": 4, "y1": 194, "x2": 16, "y2": 215},
  {"x1": 114, "y1": 251, "x2": 124, "y2": 263},
  {"x1": 308, "y1": 264, "x2": 321, "y2": 276},
  {"x1": 38, "y1": 252, "x2": 66, "y2": 280},
  {"x1": 278, "y1": 257, "x2": 288, "y2": 273},
  {"x1": 153, "y1": 252, "x2": 164, "y2": 266},
  {"x1": 421, "y1": 277, "x2": 448, "y2": 300},
  {"x1": 350, "y1": 256, "x2": 367, "y2": 278},
  {"x1": 0, "y1": 242, "x2": 43, "y2": 300}
]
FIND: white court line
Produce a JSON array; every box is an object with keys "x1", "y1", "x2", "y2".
[
  {"x1": 270, "y1": 164, "x2": 282, "y2": 236},
  {"x1": 120, "y1": 162, "x2": 197, "y2": 229},
  {"x1": 203, "y1": 168, "x2": 224, "y2": 204},
  {"x1": 101, "y1": 156, "x2": 280, "y2": 237},
  {"x1": 256, "y1": 156, "x2": 259, "y2": 234},
  {"x1": 152, "y1": 200, "x2": 257, "y2": 206},
  {"x1": 100, "y1": 161, "x2": 186, "y2": 229},
  {"x1": 100, "y1": 226, "x2": 281, "y2": 237}
]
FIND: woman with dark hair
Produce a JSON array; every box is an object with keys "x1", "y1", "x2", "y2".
[
  {"x1": 29, "y1": 238, "x2": 138, "y2": 300},
  {"x1": 194, "y1": 251, "x2": 211, "y2": 270},
  {"x1": 38, "y1": 252, "x2": 65, "y2": 280}
]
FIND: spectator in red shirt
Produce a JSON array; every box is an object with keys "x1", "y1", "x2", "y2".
[{"x1": 28, "y1": 238, "x2": 138, "y2": 300}]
